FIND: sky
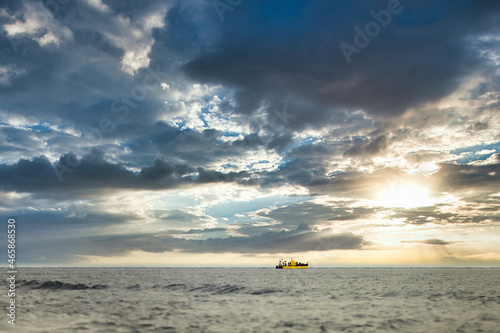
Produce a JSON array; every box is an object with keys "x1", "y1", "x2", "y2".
[{"x1": 0, "y1": 0, "x2": 499, "y2": 266}]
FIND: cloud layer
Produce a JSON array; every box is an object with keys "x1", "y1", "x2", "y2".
[{"x1": 1, "y1": 0, "x2": 499, "y2": 265}]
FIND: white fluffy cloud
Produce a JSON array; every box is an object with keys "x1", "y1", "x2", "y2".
[
  {"x1": 96, "y1": 3, "x2": 171, "y2": 74},
  {"x1": 3, "y1": 1, "x2": 73, "y2": 47}
]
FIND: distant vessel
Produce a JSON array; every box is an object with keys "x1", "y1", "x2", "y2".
[{"x1": 276, "y1": 258, "x2": 308, "y2": 269}]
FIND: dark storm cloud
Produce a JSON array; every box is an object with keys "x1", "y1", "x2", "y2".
[
  {"x1": 344, "y1": 134, "x2": 388, "y2": 157},
  {"x1": 0, "y1": 37, "x2": 131, "y2": 129},
  {"x1": 0, "y1": 0, "x2": 175, "y2": 138},
  {"x1": 257, "y1": 140, "x2": 352, "y2": 187},
  {"x1": 392, "y1": 207, "x2": 454, "y2": 225},
  {"x1": 265, "y1": 132, "x2": 294, "y2": 154},
  {"x1": 1, "y1": 0, "x2": 499, "y2": 266},
  {"x1": 391, "y1": 197, "x2": 500, "y2": 225},
  {"x1": 148, "y1": 126, "x2": 266, "y2": 165},
  {"x1": 392, "y1": 204, "x2": 500, "y2": 225},
  {"x1": 0, "y1": 129, "x2": 409, "y2": 197},
  {"x1": 184, "y1": 0, "x2": 500, "y2": 127},
  {"x1": 434, "y1": 162, "x2": 500, "y2": 191},
  {"x1": 12, "y1": 209, "x2": 139, "y2": 233},
  {"x1": 17, "y1": 223, "x2": 366, "y2": 263},
  {"x1": 140, "y1": 158, "x2": 188, "y2": 179},
  {"x1": 0, "y1": 148, "x2": 249, "y2": 196},
  {"x1": 0, "y1": 209, "x2": 141, "y2": 263},
  {"x1": 255, "y1": 201, "x2": 375, "y2": 230},
  {"x1": 183, "y1": 223, "x2": 366, "y2": 254},
  {"x1": 288, "y1": 167, "x2": 408, "y2": 198},
  {"x1": 259, "y1": 147, "x2": 340, "y2": 187},
  {"x1": 8, "y1": 134, "x2": 491, "y2": 211},
  {"x1": 115, "y1": 122, "x2": 276, "y2": 168}
]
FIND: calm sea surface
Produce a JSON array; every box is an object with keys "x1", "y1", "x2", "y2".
[{"x1": 1, "y1": 267, "x2": 499, "y2": 332}]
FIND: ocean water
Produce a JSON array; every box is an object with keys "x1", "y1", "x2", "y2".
[{"x1": 1, "y1": 267, "x2": 500, "y2": 332}]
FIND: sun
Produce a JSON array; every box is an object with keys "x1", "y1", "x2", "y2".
[{"x1": 377, "y1": 183, "x2": 434, "y2": 208}]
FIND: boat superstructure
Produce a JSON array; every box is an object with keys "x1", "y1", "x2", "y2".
[{"x1": 276, "y1": 258, "x2": 308, "y2": 269}]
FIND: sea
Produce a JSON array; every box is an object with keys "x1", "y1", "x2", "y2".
[{"x1": 1, "y1": 267, "x2": 499, "y2": 332}]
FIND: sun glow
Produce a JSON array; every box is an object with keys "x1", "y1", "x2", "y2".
[{"x1": 377, "y1": 183, "x2": 434, "y2": 208}]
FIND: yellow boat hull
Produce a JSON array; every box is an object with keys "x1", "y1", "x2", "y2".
[{"x1": 282, "y1": 266, "x2": 308, "y2": 269}]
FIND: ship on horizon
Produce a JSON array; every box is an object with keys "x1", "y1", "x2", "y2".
[{"x1": 276, "y1": 258, "x2": 308, "y2": 269}]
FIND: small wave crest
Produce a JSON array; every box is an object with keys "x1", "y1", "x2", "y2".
[
  {"x1": 163, "y1": 283, "x2": 187, "y2": 290},
  {"x1": 250, "y1": 288, "x2": 282, "y2": 295},
  {"x1": 21, "y1": 280, "x2": 108, "y2": 290},
  {"x1": 213, "y1": 285, "x2": 245, "y2": 295},
  {"x1": 187, "y1": 284, "x2": 245, "y2": 295},
  {"x1": 126, "y1": 284, "x2": 141, "y2": 290}
]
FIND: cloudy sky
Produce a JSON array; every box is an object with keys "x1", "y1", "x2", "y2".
[{"x1": 1, "y1": 0, "x2": 499, "y2": 266}]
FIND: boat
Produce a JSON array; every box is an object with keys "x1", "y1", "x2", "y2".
[{"x1": 276, "y1": 258, "x2": 308, "y2": 269}]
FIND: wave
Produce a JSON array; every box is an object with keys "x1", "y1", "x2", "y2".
[
  {"x1": 213, "y1": 285, "x2": 245, "y2": 295},
  {"x1": 187, "y1": 284, "x2": 245, "y2": 295},
  {"x1": 21, "y1": 279, "x2": 41, "y2": 287},
  {"x1": 165, "y1": 283, "x2": 280, "y2": 295},
  {"x1": 163, "y1": 283, "x2": 187, "y2": 290},
  {"x1": 19, "y1": 279, "x2": 276, "y2": 295},
  {"x1": 126, "y1": 284, "x2": 141, "y2": 290},
  {"x1": 21, "y1": 280, "x2": 108, "y2": 290},
  {"x1": 250, "y1": 288, "x2": 282, "y2": 295}
]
